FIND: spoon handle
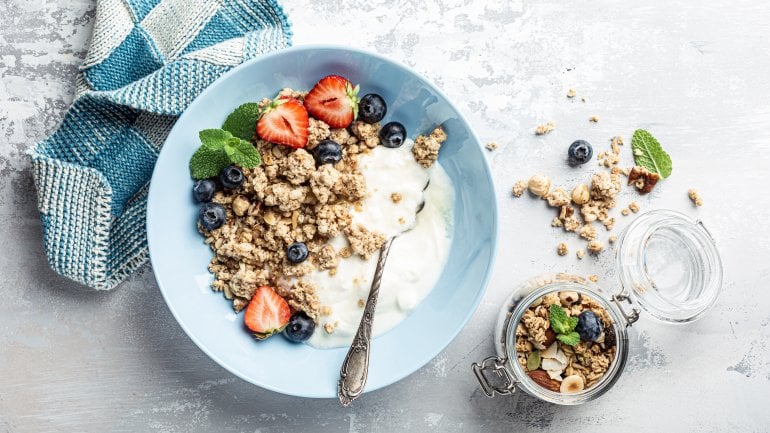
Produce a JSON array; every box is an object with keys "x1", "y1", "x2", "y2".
[{"x1": 337, "y1": 237, "x2": 395, "y2": 406}]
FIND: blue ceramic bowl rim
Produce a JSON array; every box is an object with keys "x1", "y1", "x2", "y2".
[{"x1": 146, "y1": 44, "x2": 499, "y2": 397}]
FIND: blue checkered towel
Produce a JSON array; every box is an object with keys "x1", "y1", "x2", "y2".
[{"x1": 28, "y1": 0, "x2": 292, "y2": 289}]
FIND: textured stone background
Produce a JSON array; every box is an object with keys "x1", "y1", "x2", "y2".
[{"x1": 1, "y1": 0, "x2": 769, "y2": 431}]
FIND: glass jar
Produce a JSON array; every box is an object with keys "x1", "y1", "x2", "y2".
[{"x1": 472, "y1": 210, "x2": 723, "y2": 405}]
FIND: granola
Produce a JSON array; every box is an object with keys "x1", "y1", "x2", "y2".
[
  {"x1": 516, "y1": 290, "x2": 617, "y2": 393},
  {"x1": 412, "y1": 126, "x2": 447, "y2": 168},
  {"x1": 535, "y1": 120, "x2": 556, "y2": 135}
]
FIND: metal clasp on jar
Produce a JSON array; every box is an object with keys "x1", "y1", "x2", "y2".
[
  {"x1": 471, "y1": 356, "x2": 518, "y2": 397},
  {"x1": 611, "y1": 289, "x2": 640, "y2": 327}
]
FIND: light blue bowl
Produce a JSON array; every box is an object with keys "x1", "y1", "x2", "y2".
[{"x1": 147, "y1": 45, "x2": 498, "y2": 398}]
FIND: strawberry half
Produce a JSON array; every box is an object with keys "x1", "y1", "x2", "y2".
[
  {"x1": 256, "y1": 97, "x2": 309, "y2": 148},
  {"x1": 303, "y1": 75, "x2": 360, "y2": 128},
  {"x1": 243, "y1": 286, "x2": 291, "y2": 340}
]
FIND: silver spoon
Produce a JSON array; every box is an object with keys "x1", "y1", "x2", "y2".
[{"x1": 337, "y1": 184, "x2": 428, "y2": 406}]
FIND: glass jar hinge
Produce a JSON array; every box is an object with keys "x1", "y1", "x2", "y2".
[
  {"x1": 611, "y1": 290, "x2": 640, "y2": 327},
  {"x1": 471, "y1": 356, "x2": 517, "y2": 397}
]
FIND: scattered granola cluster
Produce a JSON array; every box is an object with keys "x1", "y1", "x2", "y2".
[
  {"x1": 516, "y1": 291, "x2": 616, "y2": 393},
  {"x1": 512, "y1": 137, "x2": 656, "y2": 257}
]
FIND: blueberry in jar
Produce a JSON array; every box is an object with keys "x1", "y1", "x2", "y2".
[
  {"x1": 379, "y1": 121, "x2": 407, "y2": 148},
  {"x1": 283, "y1": 312, "x2": 315, "y2": 342},
  {"x1": 575, "y1": 310, "x2": 604, "y2": 342},
  {"x1": 358, "y1": 93, "x2": 387, "y2": 124},
  {"x1": 567, "y1": 140, "x2": 593, "y2": 166},
  {"x1": 192, "y1": 179, "x2": 216, "y2": 203},
  {"x1": 313, "y1": 139, "x2": 342, "y2": 165},
  {"x1": 198, "y1": 202, "x2": 226, "y2": 230},
  {"x1": 220, "y1": 164, "x2": 244, "y2": 189},
  {"x1": 287, "y1": 242, "x2": 309, "y2": 264}
]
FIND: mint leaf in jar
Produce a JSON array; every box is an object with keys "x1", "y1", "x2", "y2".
[
  {"x1": 550, "y1": 304, "x2": 578, "y2": 334},
  {"x1": 556, "y1": 331, "x2": 580, "y2": 346}
]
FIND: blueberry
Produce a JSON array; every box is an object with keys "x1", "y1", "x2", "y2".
[
  {"x1": 220, "y1": 165, "x2": 244, "y2": 189},
  {"x1": 193, "y1": 179, "x2": 216, "y2": 203},
  {"x1": 286, "y1": 242, "x2": 309, "y2": 264},
  {"x1": 567, "y1": 140, "x2": 593, "y2": 166},
  {"x1": 575, "y1": 310, "x2": 604, "y2": 342},
  {"x1": 313, "y1": 139, "x2": 342, "y2": 165},
  {"x1": 358, "y1": 93, "x2": 387, "y2": 124},
  {"x1": 379, "y1": 121, "x2": 406, "y2": 148},
  {"x1": 198, "y1": 202, "x2": 226, "y2": 230},
  {"x1": 283, "y1": 312, "x2": 315, "y2": 342}
]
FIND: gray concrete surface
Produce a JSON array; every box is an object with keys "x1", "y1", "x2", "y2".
[{"x1": 2, "y1": 0, "x2": 769, "y2": 431}]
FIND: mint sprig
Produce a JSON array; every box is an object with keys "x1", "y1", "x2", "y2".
[
  {"x1": 222, "y1": 102, "x2": 262, "y2": 141},
  {"x1": 631, "y1": 129, "x2": 672, "y2": 178},
  {"x1": 549, "y1": 304, "x2": 580, "y2": 346},
  {"x1": 189, "y1": 129, "x2": 261, "y2": 180},
  {"x1": 556, "y1": 332, "x2": 580, "y2": 346}
]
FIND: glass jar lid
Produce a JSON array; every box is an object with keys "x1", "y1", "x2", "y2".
[{"x1": 615, "y1": 210, "x2": 723, "y2": 323}]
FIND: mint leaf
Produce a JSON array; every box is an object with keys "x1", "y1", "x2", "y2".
[
  {"x1": 190, "y1": 127, "x2": 262, "y2": 179},
  {"x1": 190, "y1": 146, "x2": 229, "y2": 179},
  {"x1": 199, "y1": 129, "x2": 232, "y2": 150},
  {"x1": 631, "y1": 129, "x2": 672, "y2": 178},
  {"x1": 222, "y1": 102, "x2": 262, "y2": 141},
  {"x1": 549, "y1": 304, "x2": 578, "y2": 334},
  {"x1": 556, "y1": 331, "x2": 581, "y2": 346},
  {"x1": 227, "y1": 138, "x2": 262, "y2": 168}
]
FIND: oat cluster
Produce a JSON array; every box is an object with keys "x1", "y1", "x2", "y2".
[{"x1": 412, "y1": 126, "x2": 447, "y2": 168}]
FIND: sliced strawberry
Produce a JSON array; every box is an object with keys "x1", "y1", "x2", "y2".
[
  {"x1": 304, "y1": 75, "x2": 360, "y2": 128},
  {"x1": 256, "y1": 97, "x2": 309, "y2": 148},
  {"x1": 243, "y1": 286, "x2": 291, "y2": 340}
]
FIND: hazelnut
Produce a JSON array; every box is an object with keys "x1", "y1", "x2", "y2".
[
  {"x1": 528, "y1": 174, "x2": 551, "y2": 198},
  {"x1": 231, "y1": 195, "x2": 250, "y2": 217},
  {"x1": 559, "y1": 291, "x2": 580, "y2": 306},
  {"x1": 571, "y1": 184, "x2": 590, "y2": 205}
]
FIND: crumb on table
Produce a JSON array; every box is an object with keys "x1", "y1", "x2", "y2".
[
  {"x1": 512, "y1": 180, "x2": 528, "y2": 198},
  {"x1": 485, "y1": 141, "x2": 498, "y2": 151},
  {"x1": 557, "y1": 242, "x2": 569, "y2": 256},
  {"x1": 688, "y1": 188, "x2": 704, "y2": 206},
  {"x1": 589, "y1": 115, "x2": 600, "y2": 123},
  {"x1": 535, "y1": 121, "x2": 556, "y2": 135}
]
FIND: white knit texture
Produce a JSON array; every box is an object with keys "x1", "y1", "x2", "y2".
[
  {"x1": 140, "y1": 0, "x2": 222, "y2": 60},
  {"x1": 81, "y1": 0, "x2": 135, "y2": 68}
]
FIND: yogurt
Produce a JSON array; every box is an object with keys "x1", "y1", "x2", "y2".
[{"x1": 306, "y1": 141, "x2": 455, "y2": 348}]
